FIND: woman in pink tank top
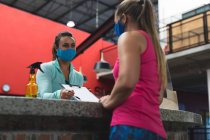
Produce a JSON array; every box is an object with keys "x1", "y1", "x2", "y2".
[{"x1": 99, "y1": 0, "x2": 168, "y2": 140}]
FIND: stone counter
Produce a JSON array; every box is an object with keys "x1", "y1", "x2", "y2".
[{"x1": 0, "y1": 96, "x2": 202, "y2": 140}]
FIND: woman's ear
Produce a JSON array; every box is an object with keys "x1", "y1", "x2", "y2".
[{"x1": 121, "y1": 14, "x2": 127, "y2": 24}]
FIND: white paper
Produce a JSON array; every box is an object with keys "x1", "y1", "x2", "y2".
[{"x1": 61, "y1": 84, "x2": 99, "y2": 102}]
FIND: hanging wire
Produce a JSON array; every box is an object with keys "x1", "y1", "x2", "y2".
[
  {"x1": 100, "y1": 39, "x2": 104, "y2": 61},
  {"x1": 70, "y1": 0, "x2": 72, "y2": 20},
  {"x1": 96, "y1": 0, "x2": 99, "y2": 28}
]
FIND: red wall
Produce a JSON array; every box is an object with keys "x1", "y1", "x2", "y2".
[{"x1": 0, "y1": 4, "x2": 117, "y2": 96}]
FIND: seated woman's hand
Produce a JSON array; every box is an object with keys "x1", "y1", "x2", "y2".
[{"x1": 60, "y1": 89, "x2": 75, "y2": 99}]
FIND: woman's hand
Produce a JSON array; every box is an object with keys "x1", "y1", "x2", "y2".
[
  {"x1": 60, "y1": 89, "x2": 75, "y2": 99},
  {"x1": 99, "y1": 95, "x2": 112, "y2": 109}
]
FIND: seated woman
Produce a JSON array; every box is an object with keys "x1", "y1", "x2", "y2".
[{"x1": 36, "y1": 31, "x2": 83, "y2": 99}]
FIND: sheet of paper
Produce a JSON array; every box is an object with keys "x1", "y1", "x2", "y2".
[{"x1": 61, "y1": 84, "x2": 99, "y2": 102}]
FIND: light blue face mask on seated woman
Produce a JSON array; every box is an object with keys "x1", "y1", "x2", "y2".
[{"x1": 56, "y1": 48, "x2": 76, "y2": 61}]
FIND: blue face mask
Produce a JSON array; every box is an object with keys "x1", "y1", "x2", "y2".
[
  {"x1": 114, "y1": 20, "x2": 125, "y2": 37},
  {"x1": 56, "y1": 48, "x2": 76, "y2": 61}
]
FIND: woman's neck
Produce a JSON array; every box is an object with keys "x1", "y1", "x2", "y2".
[
  {"x1": 58, "y1": 59, "x2": 70, "y2": 70},
  {"x1": 125, "y1": 22, "x2": 139, "y2": 32}
]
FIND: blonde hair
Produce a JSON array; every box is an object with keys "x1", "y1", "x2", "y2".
[{"x1": 116, "y1": 0, "x2": 167, "y2": 89}]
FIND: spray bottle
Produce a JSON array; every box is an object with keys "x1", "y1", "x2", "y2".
[{"x1": 25, "y1": 62, "x2": 43, "y2": 97}]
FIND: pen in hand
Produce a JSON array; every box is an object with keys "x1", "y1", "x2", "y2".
[
  {"x1": 60, "y1": 89, "x2": 75, "y2": 99},
  {"x1": 70, "y1": 96, "x2": 80, "y2": 101}
]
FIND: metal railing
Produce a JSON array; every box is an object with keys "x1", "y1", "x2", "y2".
[
  {"x1": 188, "y1": 111, "x2": 210, "y2": 140},
  {"x1": 160, "y1": 11, "x2": 210, "y2": 54},
  {"x1": 189, "y1": 127, "x2": 210, "y2": 140}
]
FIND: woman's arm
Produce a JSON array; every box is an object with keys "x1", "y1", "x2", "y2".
[
  {"x1": 36, "y1": 65, "x2": 61, "y2": 99},
  {"x1": 100, "y1": 31, "x2": 147, "y2": 109},
  {"x1": 37, "y1": 63, "x2": 76, "y2": 99}
]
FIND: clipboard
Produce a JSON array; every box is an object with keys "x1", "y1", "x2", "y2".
[{"x1": 61, "y1": 84, "x2": 99, "y2": 102}]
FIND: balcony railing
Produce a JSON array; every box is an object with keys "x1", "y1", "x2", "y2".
[
  {"x1": 160, "y1": 11, "x2": 210, "y2": 54},
  {"x1": 189, "y1": 127, "x2": 210, "y2": 140}
]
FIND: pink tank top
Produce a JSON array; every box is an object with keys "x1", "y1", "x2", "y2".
[{"x1": 112, "y1": 30, "x2": 166, "y2": 139}]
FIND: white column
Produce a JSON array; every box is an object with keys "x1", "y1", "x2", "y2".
[{"x1": 208, "y1": 69, "x2": 210, "y2": 115}]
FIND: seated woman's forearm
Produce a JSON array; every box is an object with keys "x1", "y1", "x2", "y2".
[{"x1": 40, "y1": 90, "x2": 61, "y2": 99}]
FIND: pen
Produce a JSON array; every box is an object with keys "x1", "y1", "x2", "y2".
[{"x1": 71, "y1": 96, "x2": 80, "y2": 101}]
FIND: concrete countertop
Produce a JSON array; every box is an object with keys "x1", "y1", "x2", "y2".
[{"x1": 0, "y1": 96, "x2": 202, "y2": 131}]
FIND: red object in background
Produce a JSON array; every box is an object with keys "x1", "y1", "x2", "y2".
[
  {"x1": 163, "y1": 44, "x2": 169, "y2": 54},
  {"x1": 0, "y1": 4, "x2": 117, "y2": 96}
]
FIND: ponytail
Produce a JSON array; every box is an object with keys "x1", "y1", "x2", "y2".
[{"x1": 142, "y1": 0, "x2": 167, "y2": 89}]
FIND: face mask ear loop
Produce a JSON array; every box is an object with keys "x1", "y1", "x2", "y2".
[
  {"x1": 120, "y1": 14, "x2": 126, "y2": 24},
  {"x1": 119, "y1": 14, "x2": 127, "y2": 30}
]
